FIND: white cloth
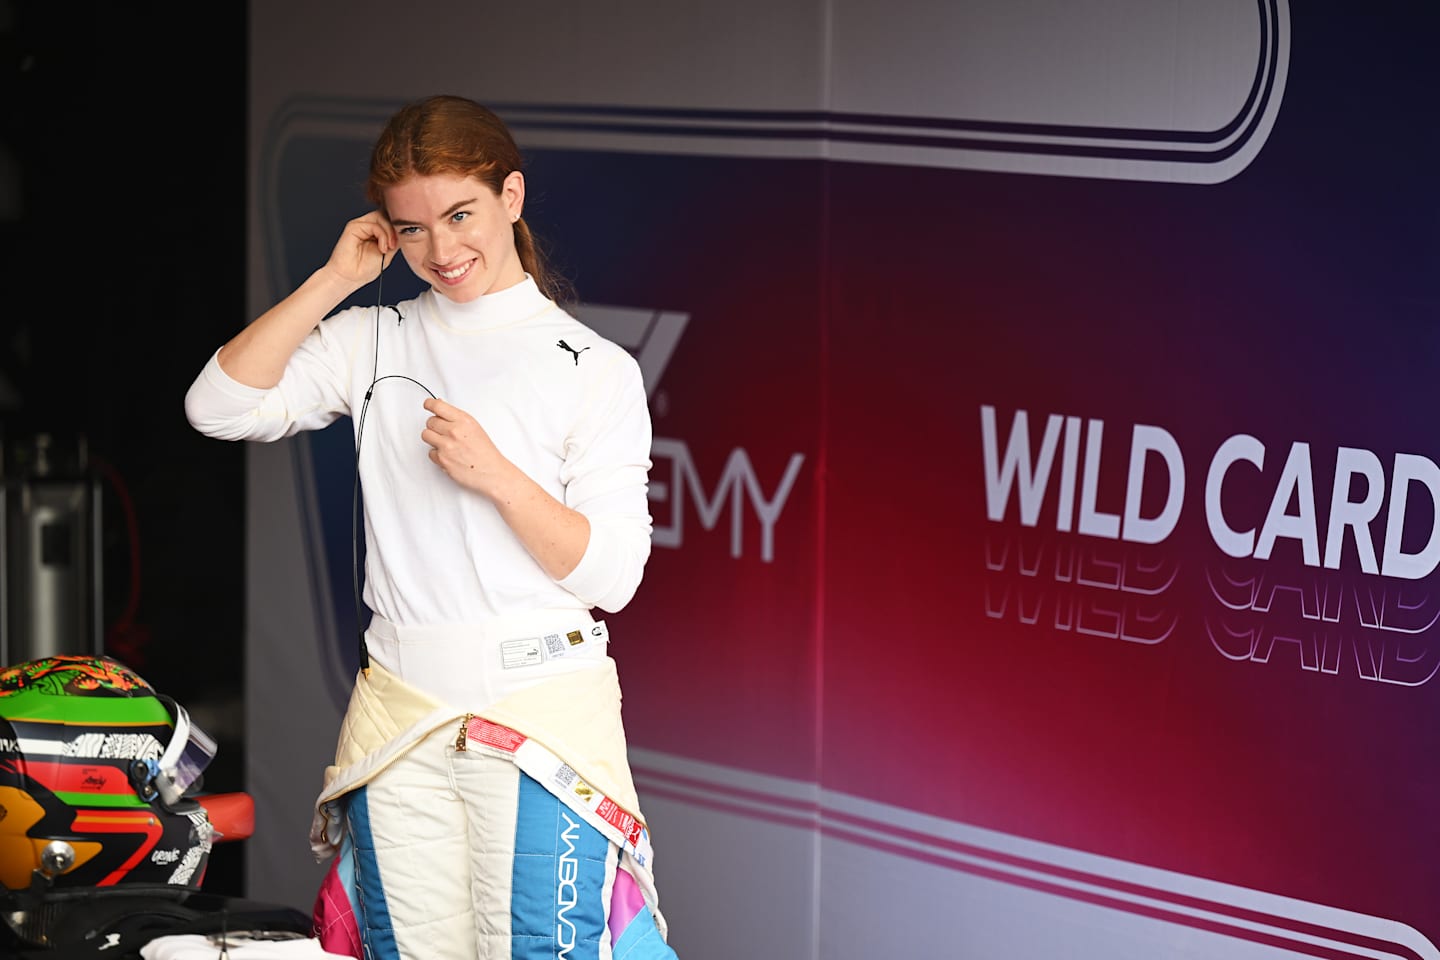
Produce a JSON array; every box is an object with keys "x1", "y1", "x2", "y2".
[
  {"x1": 140, "y1": 934, "x2": 352, "y2": 959},
  {"x1": 184, "y1": 277, "x2": 653, "y2": 622}
]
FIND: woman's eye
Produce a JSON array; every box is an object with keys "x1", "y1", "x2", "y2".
[{"x1": 398, "y1": 226, "x2": 420, "y2": 236}]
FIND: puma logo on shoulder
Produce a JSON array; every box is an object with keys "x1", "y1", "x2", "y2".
[{"x1": 557, "y1": 339, "x2": 591, "y2": 365}]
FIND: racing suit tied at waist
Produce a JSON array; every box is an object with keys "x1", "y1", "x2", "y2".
[{"x1": 309, "y1": 614, "x2": 660, "y2": 931}]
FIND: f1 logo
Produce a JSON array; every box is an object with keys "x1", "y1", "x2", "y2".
[{"x1": 571, "y1": 305, "x2": 688, "y2": 398}]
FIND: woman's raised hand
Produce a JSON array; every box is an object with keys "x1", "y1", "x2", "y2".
[
  {"x1": 213, "y1": 210, "x2": 402, "y2": 389},
  {"x1": 324, "y1": 211, "x2": 399, "y2": 288}
]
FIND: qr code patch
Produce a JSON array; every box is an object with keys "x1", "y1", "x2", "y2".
[
  {"x1": 554, "y1": 764, "x2": 577, "y2": 788},
  {"x1": 543, "y1": 634, "x2": 564, "y2": 656}
]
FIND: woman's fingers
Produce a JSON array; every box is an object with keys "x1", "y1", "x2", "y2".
[
  {"x1": 327, "y1": 212, "x2": 399, "y2": 283},
  {"x1": 423, "y1": 397, "x2": 461, "y2": 420},
  {"x1": 417, "y1": 399, "x2": 503, "y2": 495}
]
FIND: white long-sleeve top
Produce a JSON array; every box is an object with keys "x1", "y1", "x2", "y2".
[{"x1": 185, "y1": 277, "x2": 653, "y2": 625}]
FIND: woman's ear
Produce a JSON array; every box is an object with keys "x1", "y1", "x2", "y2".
[{"x1": 503, "y1": 171, "x2": 525, "y2": 221}]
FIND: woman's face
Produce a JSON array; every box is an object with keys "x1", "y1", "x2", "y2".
[{"x1": 384, "y1": 170, "x2": 525, "y2": 303}]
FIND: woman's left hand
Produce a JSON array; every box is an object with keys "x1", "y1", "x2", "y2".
[{"x1": 421, "y1": 397, "x2": 511, "y2": 498}]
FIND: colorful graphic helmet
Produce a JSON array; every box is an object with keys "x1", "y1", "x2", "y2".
[{"x1": 0, "y1": 656, "x2": 218, "y2": 895}]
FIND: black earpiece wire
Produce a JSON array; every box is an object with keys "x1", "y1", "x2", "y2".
[{"x1": 352, "y1": 254, "x2": 435, "y2": 677}]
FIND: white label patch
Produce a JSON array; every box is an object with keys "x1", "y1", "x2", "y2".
[{"x1": 500, "y1": 638, "x2": 544, "y2": 669}]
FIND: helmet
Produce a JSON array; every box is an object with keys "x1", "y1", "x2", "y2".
[{"x1": 0, "y1": 655, "x2": 218, "y2": 894}]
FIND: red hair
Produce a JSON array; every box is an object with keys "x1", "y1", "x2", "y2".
[{"x1": 367, "y1": 95, "x2": 571, "y2": 302}]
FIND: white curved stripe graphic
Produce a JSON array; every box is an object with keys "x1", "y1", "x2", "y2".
[
  {"x1": 255, "y1": 0, "x2": 1288, "y2": 190},
  {"x1": 631, "y1": 748, "x2": 1436, "y2": 960}
]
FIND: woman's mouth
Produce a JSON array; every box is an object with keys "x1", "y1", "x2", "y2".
[{"x1": 434, "y1": 260, "x2": 475, "y2": 284}]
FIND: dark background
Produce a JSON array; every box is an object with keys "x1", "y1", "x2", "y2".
[{"x1": 2, "y1": 3, "x2": 249, "y2": 892}]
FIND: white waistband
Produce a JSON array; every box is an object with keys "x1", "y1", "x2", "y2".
[{"x1": 364, "y1": 611, "x2": 609, "y2": 712}]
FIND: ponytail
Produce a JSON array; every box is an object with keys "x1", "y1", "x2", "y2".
[{"x1": 514, "y1": 216, "x2": 574, "y2": 305}]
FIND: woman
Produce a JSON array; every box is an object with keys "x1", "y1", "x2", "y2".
[{"x1": 186, "y1": 95, "x2": 676, "y2": 960}]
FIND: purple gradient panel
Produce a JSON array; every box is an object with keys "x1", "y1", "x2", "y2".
[
  {"x1": 528, "y1": 152, "x2": 827, "y2": 781},
  {"x1": 821, "y1": 160, "x2": 1440, "y2": 936}
]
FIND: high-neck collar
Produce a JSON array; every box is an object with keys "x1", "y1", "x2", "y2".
[{"x1": 422, "y1": 275, "x2": 553, "y2": 332}]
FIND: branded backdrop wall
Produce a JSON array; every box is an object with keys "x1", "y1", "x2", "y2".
[{"x1": 244, "y1": 3, "x2": 1439, "y2": 957}]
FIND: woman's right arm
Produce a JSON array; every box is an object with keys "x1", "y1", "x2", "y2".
[
  {"x1": 219, "y1": 212, "x2": 397, "y2": 389},
  {"x1": 185, "y1": 213, "x2": 398, "y2": 441}
]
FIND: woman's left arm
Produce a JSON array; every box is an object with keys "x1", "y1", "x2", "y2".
[
  {"x1": 420, "y1": 355, "x2": 653, "y2": 610},
  {"x1": 421, "y1": 396, "x2": 592, "y2": 577}
]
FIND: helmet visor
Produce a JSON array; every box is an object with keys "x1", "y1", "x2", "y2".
[{"x1": 154, "y1": 699, "x2": 217, "y2": 807}]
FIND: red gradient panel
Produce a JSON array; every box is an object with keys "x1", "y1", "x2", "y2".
[
  {"x1": 820, "y1": 162, "x2": 1440, "y2": 934},
  {"x1": 557, "y1": 155, "x2": 827, "y2": 783}
]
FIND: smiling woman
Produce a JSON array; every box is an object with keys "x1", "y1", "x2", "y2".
[
  {"x1": 367, "y1": 96, "x2": 572, "y2": 305},
  {"x1": 182, "y1": 95, "x2": 677, "y2": 960},
  {"x1": 385, "y1": 171, "x2": 525, "y2": 301}
]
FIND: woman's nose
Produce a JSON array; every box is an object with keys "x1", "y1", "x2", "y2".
[{"x1": 430, "y1": 232, "x2": 455, "y2": 261}]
